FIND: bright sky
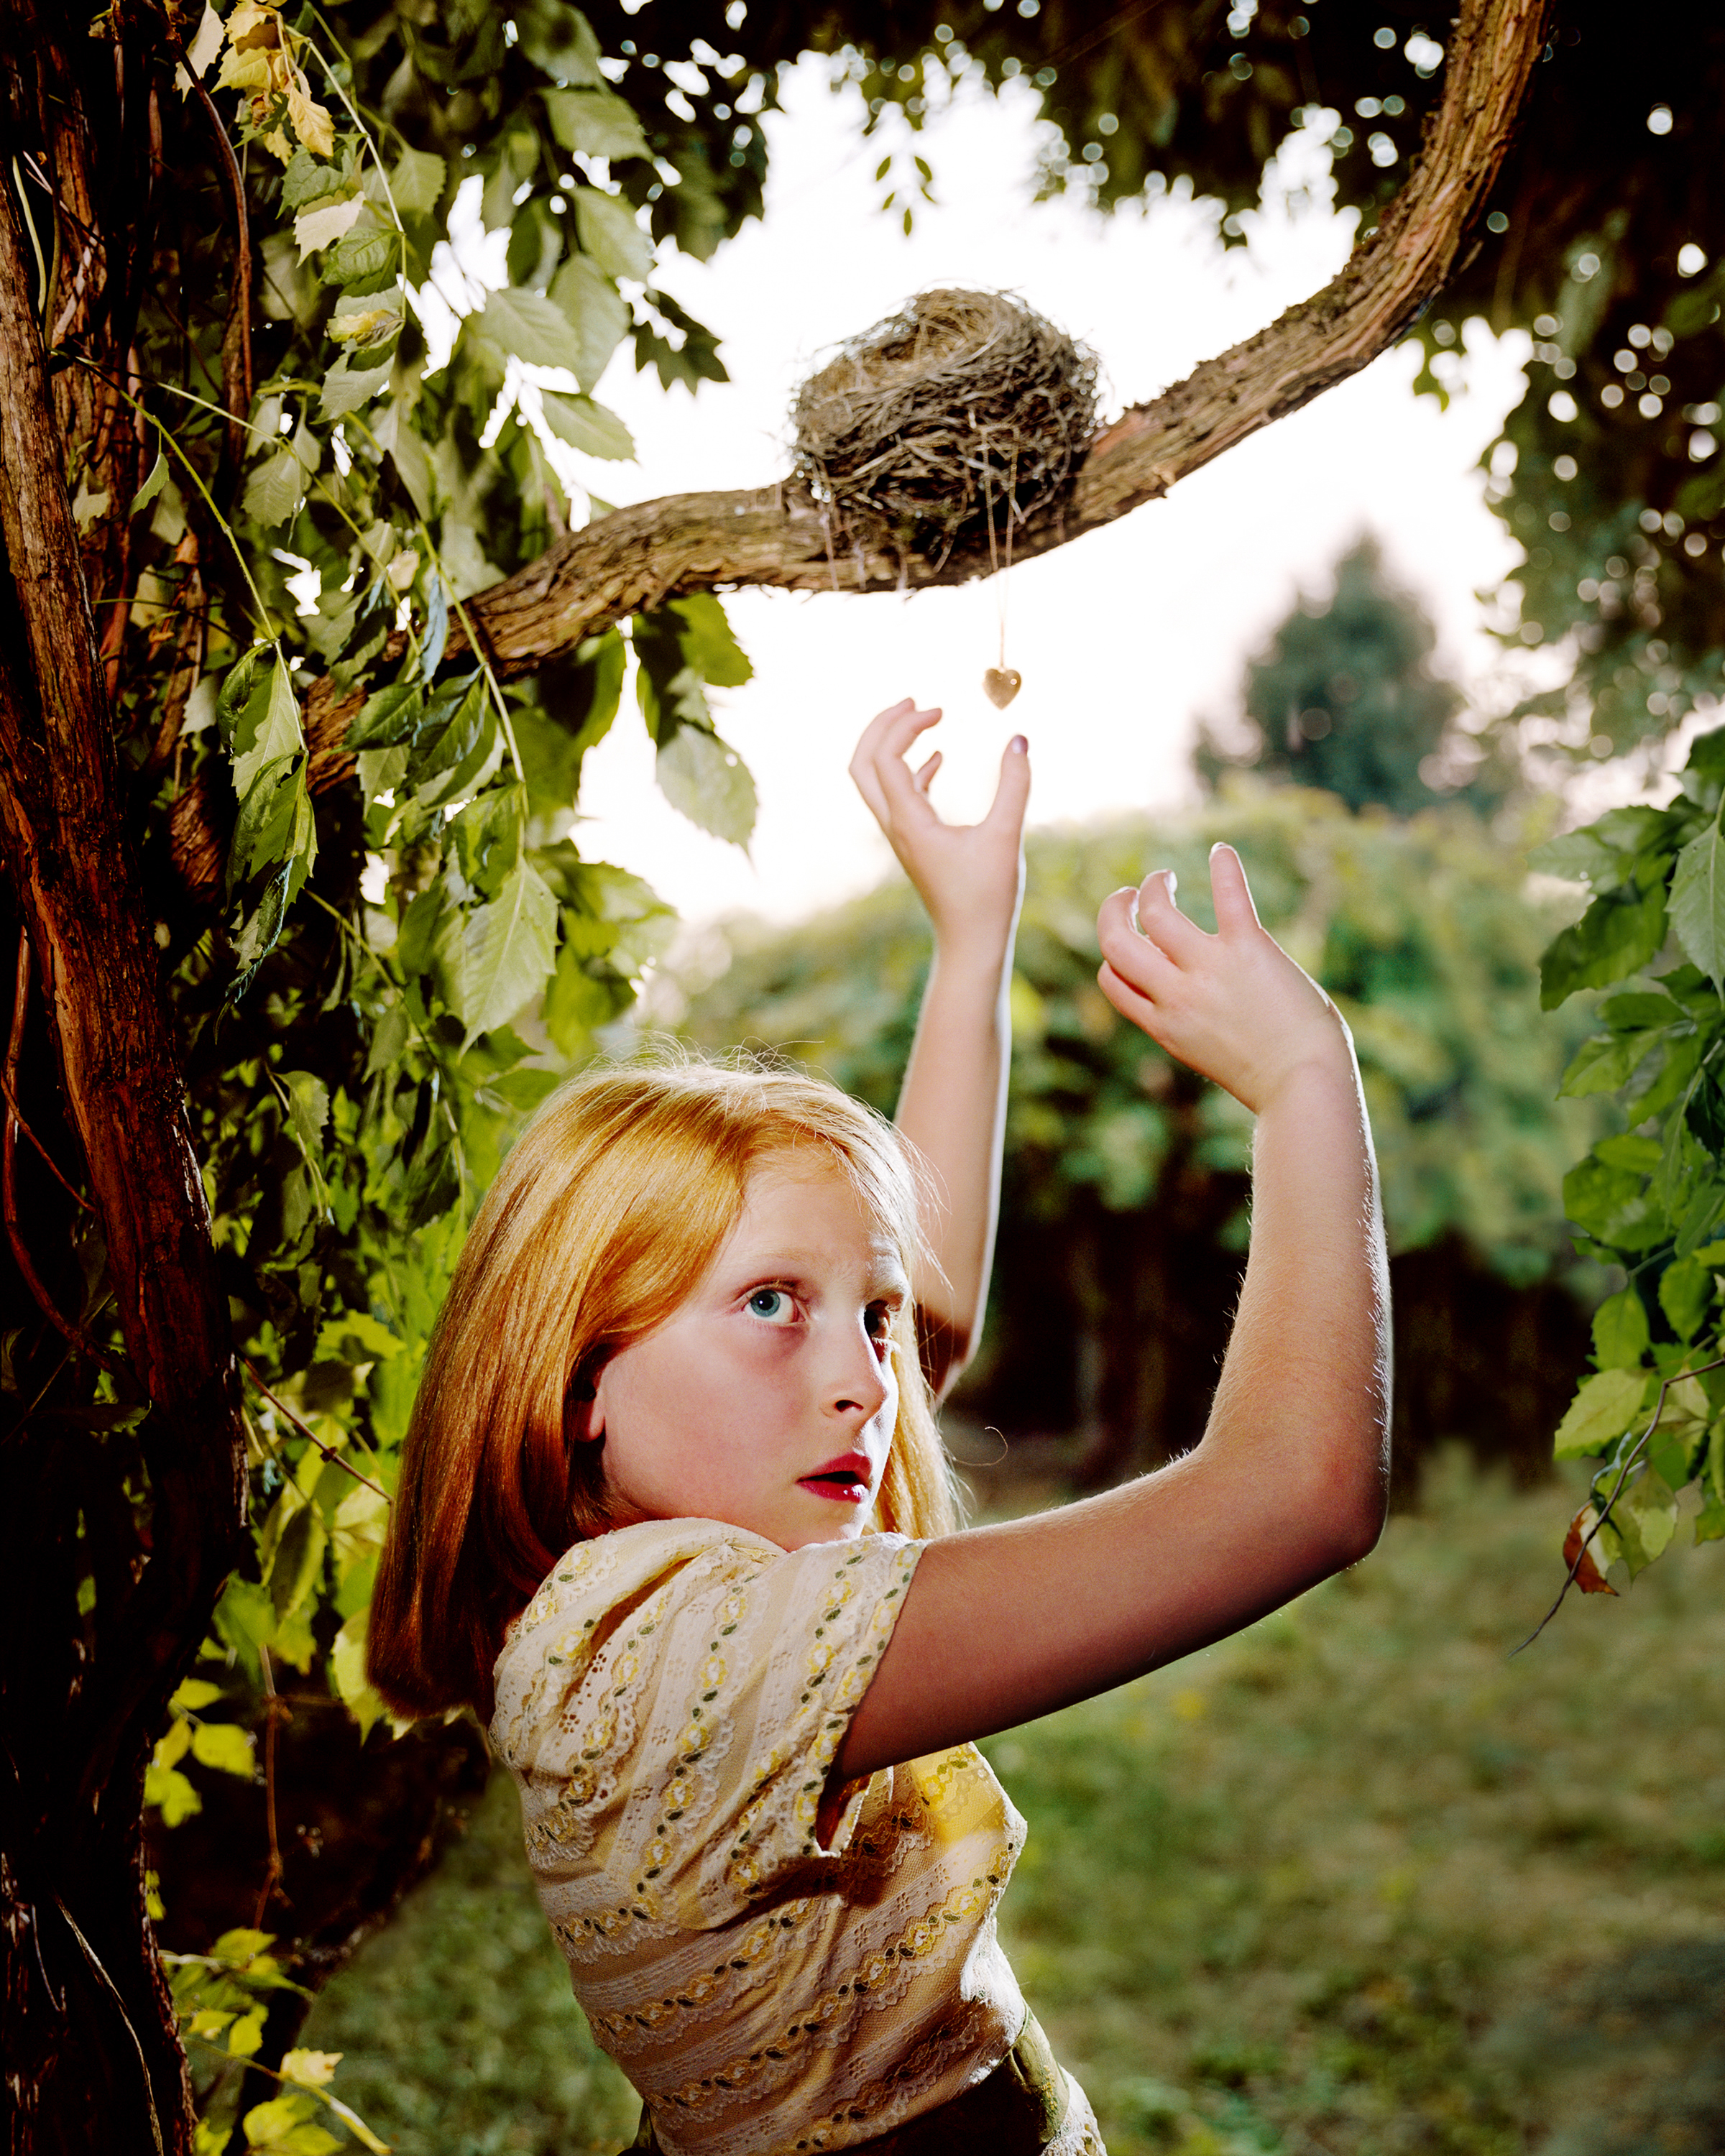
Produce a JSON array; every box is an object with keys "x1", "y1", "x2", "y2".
[{"x1": 518, "y1": 59, "x2": 1536, "y2": 925}]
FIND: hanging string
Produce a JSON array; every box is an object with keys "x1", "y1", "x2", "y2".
[{"x1": 978, "y1": 439, "x2": 1022, "y2": 707}]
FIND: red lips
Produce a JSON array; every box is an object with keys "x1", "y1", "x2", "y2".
[{"x1": 798, "y1": 1452, "x2": 873, "y2": 1503}]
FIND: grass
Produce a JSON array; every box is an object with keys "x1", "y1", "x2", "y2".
[{"x1": 302, "y1": 1455, "x2": 1725, "y2": 2155}]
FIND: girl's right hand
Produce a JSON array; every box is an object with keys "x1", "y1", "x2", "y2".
[
  {"x1": 1095, "y1": 844, "x2": 1352, "y2": 1115},
  {"x1": 849, "y1": 698, "x2": 1029, "y2": 958}
]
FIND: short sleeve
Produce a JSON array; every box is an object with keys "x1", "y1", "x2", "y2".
[{"x1": 492, "y1": 1522, "x2": 925, "y2": 1930}]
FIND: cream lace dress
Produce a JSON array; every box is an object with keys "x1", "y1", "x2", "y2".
[{"x1": 490, "y1": 1519, "x2": 1100, "y2": 2156}]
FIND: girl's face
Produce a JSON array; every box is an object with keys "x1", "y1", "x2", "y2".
[{"x1": 583, "y1": 1153, "x2": 908, "y2": 1550}]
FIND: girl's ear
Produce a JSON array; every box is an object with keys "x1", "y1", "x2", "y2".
[{"x1": 565, "y1": 1362, "x2": 606, "y2": 1445}]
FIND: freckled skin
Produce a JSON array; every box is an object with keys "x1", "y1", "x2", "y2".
[{"x1": 581, "y1": 1160, "x2": 907, "y2": 1552}]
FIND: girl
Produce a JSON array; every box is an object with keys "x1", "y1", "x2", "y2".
[{"x1": 369, "y1": 699, "x2": 1389, "y2": 2156}]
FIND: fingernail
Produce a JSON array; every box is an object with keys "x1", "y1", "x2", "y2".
[{"x1": 1009, "y1": 734, "x2": 1027, "y2": 753}]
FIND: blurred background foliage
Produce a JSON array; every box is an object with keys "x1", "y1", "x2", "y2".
[
  {"x1": 1197, "y1": 535, "x2": 1511, "y2": 816},
  {"x1": 663, "y1": 777, "x2": 1603, "y2": 1493}
]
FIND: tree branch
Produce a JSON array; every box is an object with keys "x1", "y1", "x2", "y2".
[
  {"x1": 441, "y1": 0, "x2": 1550, "y2": 645},
  {"x1": 166, "y1": 0, "x2": 1546, "y2": 902}
]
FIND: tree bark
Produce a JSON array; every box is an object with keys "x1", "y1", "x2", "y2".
[{"x1": 0, "y1": 39, "x2": 248, "y2": 2154}]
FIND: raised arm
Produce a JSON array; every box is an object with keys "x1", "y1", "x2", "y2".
[
  {"x1": 849, "y1": 701, "x2": 1029, "y2": 1397},
  {"x1": 837, "y1": 845, "x2": 1391, "y2": 1779}
]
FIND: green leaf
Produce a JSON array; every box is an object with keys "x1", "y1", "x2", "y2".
[
  {"x1": 283, "y1": 147, "x2": 352, "y2": 213},
  {"x1": 667, "y1": 593, "x2": 753, "y2": 687},
  {"x1": 1553, "y1": 1366, "x2": 1652, "y2": 1460},
  {"x1": 573, "y1": 187, "x2": 653, "y2": 282},
  {"x1": 243, "y1": 424, "x2": 318, "y2": 528},
  {"x1": 318, "y1": 355, "x2": 392, "y2": 420},
  {"x1": 1591, "y1": 1287, "x2": 1650, "y2": 1370},
  {"x1": 403, "y1": 676, "x2": 497, "y2": 809},
  {"x1": 543, "y1": 86, "x2": 650, "y2": 161},
  {"x1": 190, "y1": 1722, "x2": 257, "y2": 1779},
  {"x1": 1670, "y1": 814, "x2": 1725, "y2": 988},
  {"x1": 517, "y1": 0, "x2": 604, "y2": 84},
  {"x1": 538, "y1": 389, "x2": 635, "y2": 460},
  {"x1": 547, "y1": 254, "x2": 632, "y2": 392},
  {"x1": 656, "y1": 724, "x2": 758, "y2": 847},
  {"x1": 230, "y1": 658, "x2": 304, "y2": 801},
  {"x1": 279, "y1": 1070, "x2": 330, "y2": 1157},
  {"x1": 348, "y1": 681, "x2": 424, "y2": 751},
  {"x1": 450, "y1": 861, "x2": 558, "y2": 1043},
  {"x1": 320, "y1": 224, "x2": 399, "y2": 295},
  {"x1": 372, "y1": 398, "x2": 433, "y2": 520},
  {"x1": 1558, "y1": 1030, "x2": 1660, "y2": 1098},
  {"x1": 1659, "y1": 1253, "x2": 1716, "y2": 1342},
  {"x1": 1615, "y1": 1468, "x2": 1679, "y2": 1577},
  {"x1": 390, "y1": 145, "x2": 447, "y2": 218},
  {"x1": 1540, "y1": 883, "x2": 1669, "y2": 1008},
  {"x1": 475, "y1": 284, "x2": 589, "y2": 375},
  {"x1": 129, "y1": 448, "x2": 167, "y2": 518}
]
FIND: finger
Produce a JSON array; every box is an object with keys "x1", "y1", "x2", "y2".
[
  {"x1": 870, "y1": 711, "x2": 947, "y2": 824},
  {"x1": 1096, "y1": 886, "x2": 1180, "y2": 1000},
  {"x1": 981, "y1": 733, "x2": 1031, "y2": 834},
  {"x1": 1132, "y1": 867, "x2": 1210, "y2": 967},
  {"x1": 847, "y1": 699, "x2": 926, "y2": 799},
  {"x1": 1208, "y1": 842, "x2": 1264, "y2": 938},
  {"x1": 914, "y1": 750, "x2": 943, "y2": 796},
  {"x1": 1097, "y1": 959, "x2": 1160, "y2": 1036}
]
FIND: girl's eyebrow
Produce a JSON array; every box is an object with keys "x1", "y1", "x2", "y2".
[{"x1": 722, "y1": 1249, "x2": 909, "y2": 1297}]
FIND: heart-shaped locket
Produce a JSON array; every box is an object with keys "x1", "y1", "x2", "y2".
[{"x1": 983, "y1": 667, "x2": 1023, "y2": 709}]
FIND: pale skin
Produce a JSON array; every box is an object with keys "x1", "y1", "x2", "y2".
[{"x1": 587, "y1": 699, "x2": 1391, "y2": 1786}]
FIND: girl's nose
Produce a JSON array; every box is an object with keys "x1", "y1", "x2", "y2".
[{"x1": 827, "y1": 1322, "x2": 891, "y2": 1421}]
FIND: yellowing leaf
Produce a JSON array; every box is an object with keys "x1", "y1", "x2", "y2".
[
  {"x1": 1552, "y1": 1366, "x2": 1650, "y2": 1460},
  {"x1": 229, "y1": 2007, "x2": 267, "y2": 2058},
  {"x1": 328, "y1": 305, "x2": 402, "y2": 348},
  {"x1": 152, "y1": 1716, "x2": 193, "y2": 1772},
  {"x1": 145, "y1": 1764, "x2": 203, "y2": 1826},
  {"x1": 280, "y1": 2050, "x2": 342, "y2": 2089},
  {"x1": 182, "y1": 3, "x2": 224, "y2": 84},
  {"x1": 171, "y1": 1677, "x2": 224, "y2": 1712},
  {"x1": 190, "y1": 1721, "x2": 257, "y2": 1779},
  {"x1": 284, "y1": 86, "x2": 335, "y2": 159},
  {"x1": 217, "y1": 45, "x2": 273, "y2": 93},
  {"x1": 295, "y1": 193, "x2": 362, "y2": 262}
]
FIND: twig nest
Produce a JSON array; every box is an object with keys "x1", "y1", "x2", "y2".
[{"x1": 790, "y1": 288, "x2": 1099, "y2": 568}]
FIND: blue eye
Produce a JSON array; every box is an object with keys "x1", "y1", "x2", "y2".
[{"x1": 747, "y1": 1289, "x2": 791, "y2": 1321}]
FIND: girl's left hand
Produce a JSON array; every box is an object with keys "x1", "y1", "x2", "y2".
[{"x1": 849, "y1": 699, "x2": 1030, "y2": 954}]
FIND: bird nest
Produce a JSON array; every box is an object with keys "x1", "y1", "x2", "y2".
[{"x1": 790, "y1": 288, "x2": 1099, "y2": 569}]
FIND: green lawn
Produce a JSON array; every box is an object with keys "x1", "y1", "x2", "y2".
[{"x1": 303, "y1": 1456, "x2": 1725, "y2": 2155}]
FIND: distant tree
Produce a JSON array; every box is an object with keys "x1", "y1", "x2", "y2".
[{"x1": 1197, "y1": 536, "x2": 1504, "y2": 814}]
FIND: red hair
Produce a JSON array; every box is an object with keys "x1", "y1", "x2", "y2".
[{"x1": 367, "y1": 1059, "x2": 957, "y2": 1721}]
